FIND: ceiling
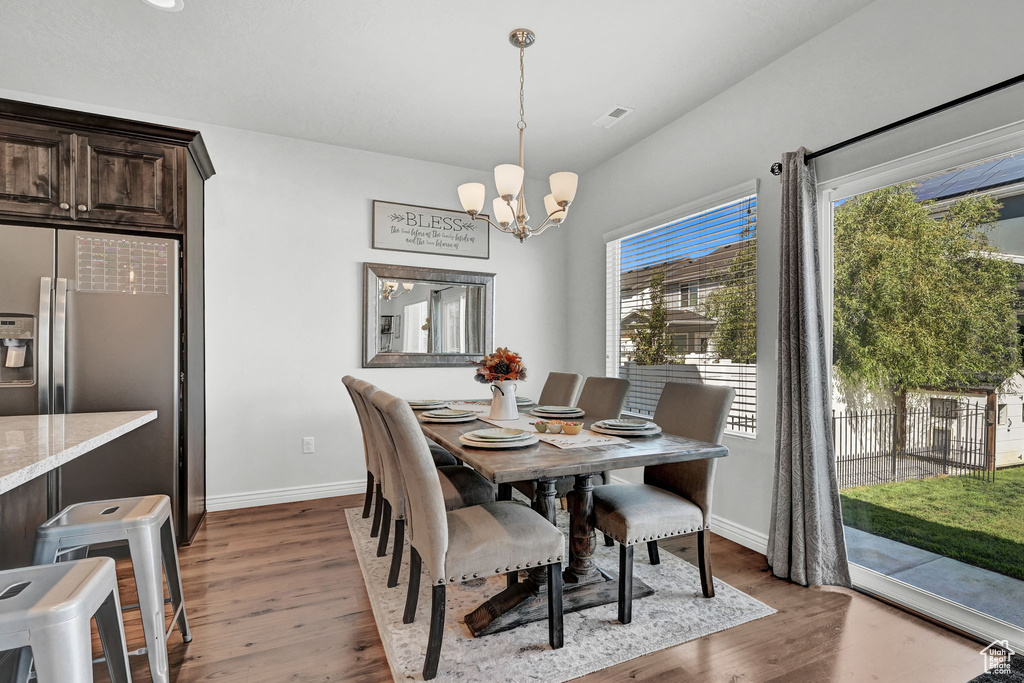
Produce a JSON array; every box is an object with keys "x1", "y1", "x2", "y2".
[{"x1": 0, "y1": 0, "x2": 875, "y2": 178}]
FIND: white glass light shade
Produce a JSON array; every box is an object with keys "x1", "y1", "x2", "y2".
[
  {"x1": 544, "y1": 194, "x2": 566, "y2": 223},
  {"x1": 494, "y1": 164, "x2": 525, "y2": 200},
  {"x1": 458, "y1": 183, "x2": 486, "y2": 215},
  {"x1": 549, "y1": 172, "x2": 579, "y2": 206},
  {"x1": 141, "y1": 0, "x2": 184, "y2": 10},
  {"x1": 493, "y1": 198, "x2": 518, "y2": 226},
  {"x1": 402, "y1": 282, "x2": 414, "y2": 292}
]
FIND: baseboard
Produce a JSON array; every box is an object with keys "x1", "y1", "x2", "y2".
[
  {"x1": 606, "y1": 475, "x2": 769, "y2": 555},
  {"x1": 708, "y1": 514, "x2": 769, "y2": 555},
  {"x1": 207, "y1": 479, "x2": 366, "y2": 512}
]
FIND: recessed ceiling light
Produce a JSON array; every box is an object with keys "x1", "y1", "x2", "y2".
[{"x1": 141, "y1": 0, "x2": 184, "y2": 11}]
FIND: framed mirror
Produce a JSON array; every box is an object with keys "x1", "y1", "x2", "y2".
[{"x1": 363, "y1": 262, "x2": 495, "y2": 367}]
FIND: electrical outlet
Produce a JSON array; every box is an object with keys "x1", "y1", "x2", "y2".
[{"x1": 302, "y1": 437, "x2": 315, "y2": 454}]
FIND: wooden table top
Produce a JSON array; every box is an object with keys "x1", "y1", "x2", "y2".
[{"x1": 419, "y1": 416, "x2": 728, "y2": 484}]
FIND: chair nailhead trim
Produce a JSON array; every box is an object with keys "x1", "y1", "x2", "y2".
[{"x1": 462, "y1": 575, "x2": 467, "y2": 580}]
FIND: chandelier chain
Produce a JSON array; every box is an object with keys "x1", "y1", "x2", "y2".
[{"x1": 518, "y1": 47, "x2": 526, "y2": 131}]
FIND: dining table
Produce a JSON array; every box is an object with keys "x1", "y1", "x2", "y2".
[{"x1": 417, "y1": 400, "x2": 729, "y2": 637}]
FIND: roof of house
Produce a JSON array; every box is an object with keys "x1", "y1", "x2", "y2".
[
  {"x1": 620, "y1": 239, "x2": 754, "y2": 296},
  {"x1": 915, "y1": 153, "x2": 1024, "y2": 203},
  {"x1": 620, "y1": 309, "x2": 713, "y2": 328}
]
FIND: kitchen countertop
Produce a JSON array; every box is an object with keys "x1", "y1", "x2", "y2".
[{"x1": 0, "y1": 411, "x2": 157, "y2": 495}]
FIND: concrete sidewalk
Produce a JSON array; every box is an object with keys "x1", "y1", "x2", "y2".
[{"x1": 844, "y1": 526, "x2": 1024, "y2": 628}]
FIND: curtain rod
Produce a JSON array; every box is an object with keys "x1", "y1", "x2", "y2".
[{"x1": 769, "y1": 71, "x2": 1024, "y2": 176}]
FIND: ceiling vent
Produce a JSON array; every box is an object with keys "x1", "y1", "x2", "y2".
[{"x1": 592, "y1": 105, "x2": 635, "y2": 129}]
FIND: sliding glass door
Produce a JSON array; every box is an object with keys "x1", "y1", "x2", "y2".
[{"x1": 823, "y1": 141, "x2": 1024, "y2": 652}]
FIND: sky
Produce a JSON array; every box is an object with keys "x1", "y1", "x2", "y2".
[{"x1": 619, "y1": 195, "x2": 756, "y2": 272}]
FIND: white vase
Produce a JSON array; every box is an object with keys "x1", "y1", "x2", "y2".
[{"x1": 489, "y1": 380, "x2": 519, "y2": 420}]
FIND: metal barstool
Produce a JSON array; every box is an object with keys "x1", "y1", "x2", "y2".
[
  {"x1": 33, "y1": 495, "x2": 190, "y2": 683},
  {"x1": 1, "y1": 557, "x2": 132, "y2": 683}
]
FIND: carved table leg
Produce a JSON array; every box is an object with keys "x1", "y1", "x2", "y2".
[
  {"x1": 565, "y1": 474, "x2": 600, "y2": 584},
  {"x1": 526, "y1": 478, "x2": 558, "y2": 588}
]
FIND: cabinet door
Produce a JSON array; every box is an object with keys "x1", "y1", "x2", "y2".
[
  {"x1": 0, "y1": 120, "x2": 71, "y2": 220},
  {"x1": 75, "y1": 133, "x2": 180, "y2": 231}
]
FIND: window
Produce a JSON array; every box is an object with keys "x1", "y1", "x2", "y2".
[
  {"x1": 680, "y1": 283, "x2": 699, "y2": 308},
  {"x1": 606, "y1": 190, "x2": 757, "y2": 435},
  {"x1": 441, "y1": 294, "x2": 466, "y2": 353},
  {"x1": 403, "y1": 301, "x2": 428, "y2": 353}
]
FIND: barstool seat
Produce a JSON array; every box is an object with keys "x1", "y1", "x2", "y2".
[
  {"x1": 1, "y1": 557, "x2": 131, "y2": 683},
  {"x1": 34, "y1": 494, "x2": 190, "y2": 683}
]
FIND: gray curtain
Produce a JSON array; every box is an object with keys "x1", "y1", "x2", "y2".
[{"x1": 766, "y1": 148, "x2": 851, "y2": 587}]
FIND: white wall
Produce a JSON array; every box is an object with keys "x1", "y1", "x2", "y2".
[
  {"x1": 0, "y1": 86, "x2": 569, "y2": 508},
  {"x1": 564, "y1": 0, "x2": 1024, "y2": 548}
]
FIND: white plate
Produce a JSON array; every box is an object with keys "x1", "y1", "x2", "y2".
[
  {"x1": 530, "y1": 408, "x2": 585, "y2": 418},
  {"x1": 419, "y1": 415, "x2": 478, "y2": 424},
  {"x1": 409, "y1": 400, "x2": 446, "y2": 410},
  {"x1": 596, "y1": 419, "x2": 655, "y2": 430},
  {"x1": 516, "y1": 396, "x2": 534, "y2": 405},
  {"x1": 590, "y1": 424, "x2": 662, "y2": 437},
  {"x1": 422, "y1": 409, "x2": 475, "y2": 418},
  {"x1": 458, "y1": 433, "x2": 540, "y2": 449},
  {"x1": 534, "y1": 405, "x2": 580, "y2": 413},
  {"x1": 464, "y1": 428, "x2": 529, "y2": 441}
]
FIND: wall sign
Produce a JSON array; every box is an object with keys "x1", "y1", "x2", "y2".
[{"x1": 372, "y1": 200, "x2": 490, "y2": 260}]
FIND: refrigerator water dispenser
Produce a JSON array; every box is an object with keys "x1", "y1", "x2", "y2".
[{"x1": 0, "y1": 314, "x2": 36, "y2": 386}]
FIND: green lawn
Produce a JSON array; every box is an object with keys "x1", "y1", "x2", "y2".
[{"x1": 840, "y1": 466, "x2": 1024, "y2": 581}]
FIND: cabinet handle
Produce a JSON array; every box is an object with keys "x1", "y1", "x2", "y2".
[
  {"x1": 59, "y1": 203, "x2": 70, "y2": 210},
  {"x1": 77, "y1": 204, "x2": 88, "y2": 212}
]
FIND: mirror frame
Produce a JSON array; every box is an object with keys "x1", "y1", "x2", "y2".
[{"x1": 362, "y1": 262, "x2": 495, "y2": 368}]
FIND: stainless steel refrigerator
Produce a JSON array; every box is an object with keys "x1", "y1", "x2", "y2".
[{"x1": 0, "y1": 224, "x2": 181, "y2": 518}]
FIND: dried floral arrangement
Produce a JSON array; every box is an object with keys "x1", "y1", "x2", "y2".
[{"x1": 472, "y1": 347, "x2": 527, "y2": 384}]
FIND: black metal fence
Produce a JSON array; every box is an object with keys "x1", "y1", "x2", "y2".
[{"x1": 833, "y1": 402, "x2": 994, "y2": 489}]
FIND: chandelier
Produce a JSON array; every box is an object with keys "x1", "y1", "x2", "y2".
[
  {"x1": 380, "y1": 281, "x2": 414, "y2": 300},
  {"x1": 457, "y1": 29, "x2": 579, "y2": 243}
]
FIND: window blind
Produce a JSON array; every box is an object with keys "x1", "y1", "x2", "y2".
[{"x1": 606, "y1": 194, "x2": 757, "y2": 434}]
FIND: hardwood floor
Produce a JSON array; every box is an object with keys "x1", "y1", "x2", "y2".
[{"x1": 92, "y1": 495, "x2": 985, "y2": 682}]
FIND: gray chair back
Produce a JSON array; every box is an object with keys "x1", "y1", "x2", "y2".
[
  {"x1": 371, "y1": 389, "x2": 450, "y2": 583},
  {"x1": 354, "y1": 380, "x2": 408, "y2": 519},
  {"x1": 537, "y1": 372, "x2": 583, "y2": 406},
  {"x1": 644, "y1": 382, "x2": 734, "y2": 520},
  {"x1": 343, "y1": 375, "x2": 381, "y2": 480},
  {"x1": 576, "y1": 376, "x2": 630, "y2": 422}
]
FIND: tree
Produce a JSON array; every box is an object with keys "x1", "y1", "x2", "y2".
[
  {"x1": 628, "y1": 269, "x2": 672, "y2": 365},
  {"x1": 703, "y1": 237, "x2": 757, "y2": 363},
  {"x1": 833, "y1": 183, "x2": 1023, "y2": 404}
]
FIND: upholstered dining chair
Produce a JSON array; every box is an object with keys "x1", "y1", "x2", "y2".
[
  {"x1": 371, "y1": 389, "x2": 565, "y2": 680},
  {"x1": 354, "y1": 380, "x2": 496, "y2": 586},
  {"x1": 343, "y1": 375, "x2": 459, "y2": 538},
  {"x1": 537, "y1": 371, "x2": 583, "y2": 407},
  {"x1": 512, "y1": 376, "x2": 630, "y2": 503},
  {"x1": 342, "y1": 375, "x2": 383, "y2": 526},
  {"x1": 588, "y1": 381, "x2": 734, "y2": 624}
]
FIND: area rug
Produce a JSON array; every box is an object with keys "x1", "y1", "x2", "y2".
[{"x1": 346, "y1": 505, "x2": 775, "y2": 682}]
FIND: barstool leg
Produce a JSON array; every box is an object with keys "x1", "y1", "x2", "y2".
[
  {"x1": 31, "y1": 619, "x2": 94, "y2": 683},
  {"x1": 95, "y1": 588, "x2": 133, "y2": 683},
  {"x1": 128, "y1": 524, "x2": 172, "y2": 683},
  {"x1": 160, "y1": 517, "x2": 192, "y2": 642}
]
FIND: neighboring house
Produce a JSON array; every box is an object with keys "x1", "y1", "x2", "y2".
[{"x1": 619, "y1": 239, "x2": 752, "y2": 360}]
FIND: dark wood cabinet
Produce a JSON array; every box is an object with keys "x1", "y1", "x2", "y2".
[
  {"x1": 0, "y1": 98, "x2": 214, "y2": 545},
  {"x1": 75, "y1": 133, "x2": 180, "y2": 231},
  {"x1": 0, "y1": 119, "x2": 71, "y2": 221}
]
